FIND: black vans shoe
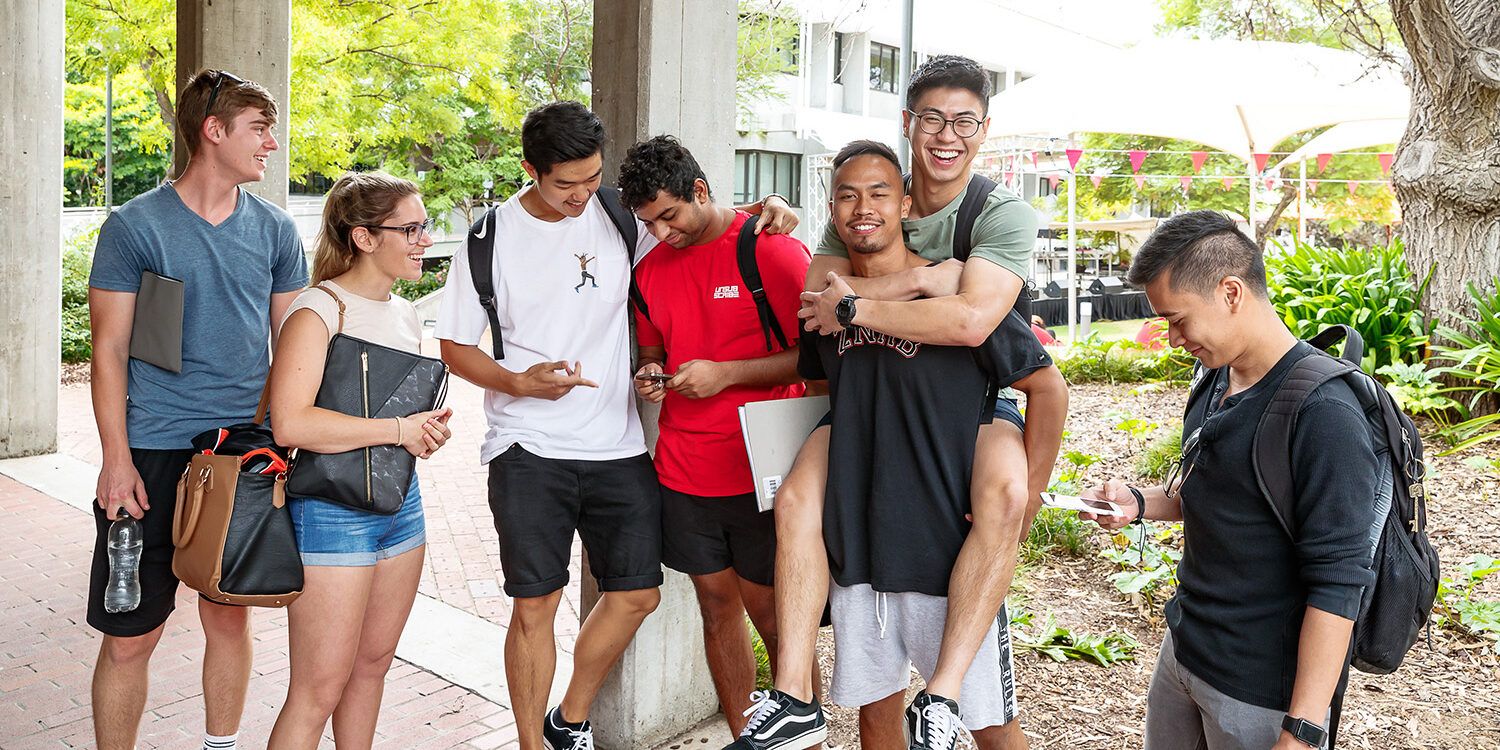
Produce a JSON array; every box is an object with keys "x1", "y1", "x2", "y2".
[
  {"x1": 542, "y1": 706, "x2": 593, "y2": 750},
  {"x1": 906, "y1": 691, "x2": 962, "y2": 750},
  {"x1": 721, "y1": 689, "x2": 827, "y2": 750}
]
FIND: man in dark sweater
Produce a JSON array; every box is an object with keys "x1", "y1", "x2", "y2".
[{"x1": 1083, "y1": 211, "x2": 1380, "y2": 750}]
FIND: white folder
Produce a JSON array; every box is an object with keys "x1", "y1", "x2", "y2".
[{"x1": 738, "y1": 395, "x2": 831, "y2": 512}]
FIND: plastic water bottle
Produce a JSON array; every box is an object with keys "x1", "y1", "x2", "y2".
[{"x1": 103, "y1": 510, "x2": 143, "y2": 613}]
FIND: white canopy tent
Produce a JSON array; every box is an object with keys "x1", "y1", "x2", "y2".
[
  {"x1": 984, "y1": 40, "x2": 1408, "y2": 339},
  {"x1": 1273, "y1": 117, "x2": 1406, "y2": 236}
]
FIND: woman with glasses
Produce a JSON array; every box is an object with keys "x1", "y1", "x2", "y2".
[{"x1": 266, "y1": 172, "x2": 453, "y2": 749}]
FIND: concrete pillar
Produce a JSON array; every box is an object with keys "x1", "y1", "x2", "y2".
[
  {"x1": 808, "y1": 22, "x2": 834, "y2": 109},
  {"x1": 175, "y1": 0, "x2": 293, "y2": 207},
  {"x1": 842, "y1": 32, "x2": 870, "y2": 116},
  {"x1": 590, "y1": 2, "x2": 736, "y2": 747},
  {"x1": 0, "y1": 0, "x2": 64, "y2": 458}
]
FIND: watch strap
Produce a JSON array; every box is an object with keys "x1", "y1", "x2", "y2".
[{"x1": 1281, "y1": 715, "x2": 1327, "y2": 748}]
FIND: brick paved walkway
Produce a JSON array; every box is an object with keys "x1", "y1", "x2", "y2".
[{"x1": 0, "y1": 475, "x2": 517, "y2": 749}]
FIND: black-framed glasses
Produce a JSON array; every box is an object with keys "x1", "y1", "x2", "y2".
[
  {"x1": 366, "y1": 219, "x2": 435, "y2": 245},
  {"x1": 905, "y1": 109, "x2": 984, "y2": 138},
  {"x1": 204, "y1": 70, "x2": 246, "y2": 120},
  {"x1": 1163, "y1": 426, "x2": 1204, "y2": 500}
]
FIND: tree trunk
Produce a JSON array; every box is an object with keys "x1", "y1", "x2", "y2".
[{"x1": 1389, "y1": 0, "x2": 1500, "y2": 335}]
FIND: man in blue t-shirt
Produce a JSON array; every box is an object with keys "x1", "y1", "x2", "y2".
[{"x1": 86, "y1": 69, "x2": 307, "y2": 750}]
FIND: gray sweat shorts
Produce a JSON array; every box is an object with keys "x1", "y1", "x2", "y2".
[{"x1": 829, "y1": 583, "x2": 1020, "y2": 730}]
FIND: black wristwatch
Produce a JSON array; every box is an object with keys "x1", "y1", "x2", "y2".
[
  {"x1": 834, "y1": 294, "x2": 860, "y2": 328},
  {"x1": 1282, "y1": 715, "x2": 1327, "y2": 748}
]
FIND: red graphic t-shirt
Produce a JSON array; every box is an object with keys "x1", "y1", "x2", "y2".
[{"x1": 634, "y1": 211, "x2": 811, "y2": 496}]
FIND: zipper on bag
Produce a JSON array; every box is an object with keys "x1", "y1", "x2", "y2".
[{"x1": 361, "y1": 349, "x2": 372, "y2": 508}]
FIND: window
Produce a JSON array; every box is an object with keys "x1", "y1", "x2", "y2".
[
  {"x1": 869, "y1": 42, "x2": 899, "y2": 93},
  {"x1": 989, "y1": 69, "x2": 1004, "y2": 96},
  {"x1": 734, "y1": 151, "x2": 803, "y2": 207},
  {"x1": 834, "y1": 32, "x2": 846, "y2": 84}
]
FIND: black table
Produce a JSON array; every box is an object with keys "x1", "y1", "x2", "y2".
[{"x1": 1031, "y1": 290, "x2": 1154, "y2": 327}]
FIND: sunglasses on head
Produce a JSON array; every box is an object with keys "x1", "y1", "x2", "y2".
[{"x1": 204, "y1": 70, "x2": 246, "y2": 121}]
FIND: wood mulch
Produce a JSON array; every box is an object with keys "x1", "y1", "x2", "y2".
[{"x1": 817, "y1": 383, "x2": 1500, "y2": 749}]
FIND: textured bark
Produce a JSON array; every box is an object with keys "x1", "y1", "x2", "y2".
[{"x1": 1389, "y1": 0, "x2": 1500, "y2": 333}]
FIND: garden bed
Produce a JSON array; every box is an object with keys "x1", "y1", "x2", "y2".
[{"x1": 816, "y1": 382, "x2": 1500, "y2": 750}]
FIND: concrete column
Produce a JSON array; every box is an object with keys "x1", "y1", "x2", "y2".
[
  {"x1": 0, "y1": 0, "x2": 64, "y2": 458},
  {"x1": 808, "y1": 22, "x2": 834, "y2": 109},
  {"x1": 590, "y1": 2, "x2": 736, "y2": 747},
  {"x1": 175, "y1": 0, "x2": 293, "y2": 207},
  {"x1": 842, "y1": 32, "x2": 870, "y2": 116}
]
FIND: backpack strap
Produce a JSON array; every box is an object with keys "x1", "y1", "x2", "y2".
[
  {"x1": 1252, "y1": 352, "x2": 1359, "y2": 539},
  {"x1": 1308, "y1": 324, "x2": 1364, "y2": 367},
  {"x1": 952, "y1": 173, "x2": 998, "y2": 262},
  {"x1": 736, "y1": 215, "x2": 791, "y2": 353},
  {"x1": 466, "y1": 207, "x2": 504, "y2": 360},
  {"x1": 594, "y1": 186, "x2": 651, "y2": 320}
]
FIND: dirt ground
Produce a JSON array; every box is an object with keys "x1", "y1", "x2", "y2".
[{"x1": 816, "y1": 383, "x2": 1500, "y2": 750}]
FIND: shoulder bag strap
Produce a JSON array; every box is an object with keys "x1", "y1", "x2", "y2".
[
  {"x1": 735, "y1": 215, "x2": 790, "y2": 353},
  {"x1": 466, "y1": 208, "x2": 503, "y2": 359},
  {"x1": 256, "y1": 283, "x2": 346, "y2": 425}
]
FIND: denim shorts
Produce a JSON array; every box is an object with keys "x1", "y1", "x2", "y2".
[{"x1": 289, "y1": 476, "x2": 426, "y2": 566}]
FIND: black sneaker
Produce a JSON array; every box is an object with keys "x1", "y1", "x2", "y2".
[
  {"x1": 721, "y1": 689, "x2": 827, "y2": 750},
  {"x1": 543, "y1": 706, "x2": 593, "y2": 750},
  {"x1": 906, "y1": 691, "x2": 962, "y2": 750}
]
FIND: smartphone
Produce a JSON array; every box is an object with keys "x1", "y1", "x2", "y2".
[
  {"x1": 635, "y1": 372, "x2": 673, "y2": 383},
  {"x1": 1039, "y1": 492, "x2": 1124, "y2": 516}
]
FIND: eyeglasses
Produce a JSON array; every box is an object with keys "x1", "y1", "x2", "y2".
[
  {"x1": 204, "y1": 70, "x2": 246, "y2": 121},
  {"x1": 367, "y1": 219, "x2": 435, "y2": 245},
  {"x1": 1163, "y1": 426, "x2": 1204, "y2": 501},
  {"x1": 905, "y1": 110, "x2": 984, "y2": 139}
]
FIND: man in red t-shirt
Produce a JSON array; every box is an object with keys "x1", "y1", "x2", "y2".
[{"x1": 619, "y1": 136, "x2": 810, "y2": 738}]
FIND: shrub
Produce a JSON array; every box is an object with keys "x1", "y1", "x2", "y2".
[
  {"x1": 1266, "y1": 237, "x2": 1431, "y2": 373},
  {"x1": 1056, "y1": 335, "x2": 1194, "y2": 385},
  {"x1": 1376, "y1": 362, "x2": 1459, "y2": 422},
  {"x1": 1433, "y1": 554, "x2": 1500, "y2": 651},
  {"x1": 1430, "y1": 281, "x2": 1500, "y2": 452},
  {"x1": 393, "y1": 259, "x2": 450, "y2": 301},
  {"x1": 1135, "y1": 424, "x2": 1182, "y2": 484},
  {"x1": 61, "y1": 223, "x2": 101, "y2": 363},
  {"x1": 1022, "y1": 507, "x2": 1093, "y2": 563}
]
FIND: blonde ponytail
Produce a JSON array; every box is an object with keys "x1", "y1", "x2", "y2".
[{"x1": 311, "y1": 171, "x2": 421, "y2": 285}]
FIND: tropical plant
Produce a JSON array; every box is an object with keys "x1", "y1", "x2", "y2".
[
  {"x1": 1265, "y1": 238, "x2": 1431, "y2": 373},
  {"x1": 1100, "y1": 521, "x2": 1182, "y2": 605},
  {"x1": 392, "y1": 260, "x2": 451, "y2": 301},
  {"x1": 1056, "y1": 335, "x2": 1194, "y2": 385},
  {"x1": 1376, "y1": 362, "x2": 1459, "y2": 422},
  {"x1": 1433, "y1": 554, "x2": 1500, "y2": 651},
  {"x1": 1430, "y1": 281, "x2": 1500, "y2": 453},
  {"x1": 1012, "y1": 612, "x2": 1139, "y2": 667},
  {"x1": 1135, "y1": 424, "x2": 1183, "y2": 484},
  {"x1": 61, "y1": 223, "x2": 102, "y2": 363}
]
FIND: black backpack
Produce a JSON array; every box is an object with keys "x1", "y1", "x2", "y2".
[
  {"x1": 631, "y1": 213, "x2": 790, "y2": 354},
  {"x1": 925, "y1": 172, "x2": 1036, "y2": 320},
  {"x1": 465, "y1": 186, "x2": 646, "y2": 360},
  {"x1": 1185, "y1": 324, "x2": 1440, "y2": 675}
]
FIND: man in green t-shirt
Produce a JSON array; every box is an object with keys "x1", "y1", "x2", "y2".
[{"x1": 724, "y1": 56, "x2": 1067, "y2": 750}]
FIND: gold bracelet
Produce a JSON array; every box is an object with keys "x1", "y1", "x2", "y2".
[{"x1": 394, "y1": 417, "x2": 403, "y2": 446}]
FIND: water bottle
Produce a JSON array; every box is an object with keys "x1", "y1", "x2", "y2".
[{"x1": 103, "y1": 509, "x2": 143, "y2": 613}]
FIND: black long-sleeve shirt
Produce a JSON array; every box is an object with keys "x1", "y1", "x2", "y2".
[{"x1": 1165, "y1": 342, "x2": 1379, "y2": 710}]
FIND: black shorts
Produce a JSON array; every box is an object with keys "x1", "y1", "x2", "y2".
[
  {"x1": 487, "y1": 445, "x2": 664, "y2": 598},
  {"x1": 661, "y1": 487, "x2": 776, "y2": 587},
  {"x1": 87, "y1": 448, "x2": 201, "y2": 637}
]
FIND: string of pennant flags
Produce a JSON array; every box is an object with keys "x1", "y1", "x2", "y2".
[{"x1": 985, "y1": 146, "x2": 1395, "y2": 196}]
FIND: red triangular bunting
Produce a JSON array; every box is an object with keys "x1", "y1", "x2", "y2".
[
  {"x1": 1309, "y1": 179, "x2": 1321, "y2": 191},
  {"x1": 1003, "y1": 171, "x2": 1014, "y2": 185},
  {"x1": 1316, "y1": 153, "x2": 1332, "y2": 173},
  {"x1": 1221, "y1": 177, "x2": 1234, "y2": 190},
  {"x1": 1190, "y1": 151, "x2": 1209, "y2": 174},
  {"x1": 1378, "y1": 153, "x2": 1394, "y2": 175},
  {"x1": 1066, "y1": 149, "x2": 1084, "y2": 170},
  {"x1": 1090, "y1": 174, "x2": 1104, "y2": 189},
  {"x1": 1253, "y1": 153, "x2": 1271, "y2": 173},
  {"x1": 1048, "y1": 175, "x2": 1062, "y2": 191},
  {"x1": 1133, "y1": 174, "x2": 1147, "y2": 189},
  {"x1": 1128, "y1": 150, "x2": 1147, "y2": 173},
  {"x1": 1347, "y1": 181, "x2": 1358, "y2": 196},
  {"x1": 1180, "y1": 175, "x2": 1193, "y2": 191},
  {"x1": 1030, "y1": 152, "x2": 1040, "y2": 170}
]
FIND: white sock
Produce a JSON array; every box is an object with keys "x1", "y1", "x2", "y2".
[{"x1": 203, "y1": 732, "x2": 237, "y2": 750}]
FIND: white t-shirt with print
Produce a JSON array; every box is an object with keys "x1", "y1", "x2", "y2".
[{"x1": 434, "y1": 190, "x2": 655, "y2": 464}]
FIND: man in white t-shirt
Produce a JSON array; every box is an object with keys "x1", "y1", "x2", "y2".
[{"x1": 436, "y1": 101, "x2": 799, "y2": 750}]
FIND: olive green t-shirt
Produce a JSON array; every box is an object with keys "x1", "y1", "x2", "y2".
[{"x1": 816, "y1": 183, "x2": 1037, "y2": 282}]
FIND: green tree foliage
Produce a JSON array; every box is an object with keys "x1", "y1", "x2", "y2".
[{"x1": 64, "y1": 70, "x2": 174, "y2": 206}]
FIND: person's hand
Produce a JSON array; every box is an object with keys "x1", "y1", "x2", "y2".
[
  {"x1": 516, "y1": 360, "x2": 598, "y2": 400},
  {"x1": 96, "y1": 456, "x2": 149, "y2": 520},
  {"x1": 798, "y1": 272, "x2": 857, "y2": 335},
  {"x1": 399, "y1": 408, "x2": 453, "y2": 458},
  {"x1": 1080, "y1": 479, "x2": 1138, "y2": 531},
  {"x1": 634, "y1": 362, "x2": 667, "y2": 403},
  {"x1": 668, "y1": 359, "x2": 731, "y2": 399},
  {"x1": 756, "y1": 195, "x2": 799, "y2": 235}
]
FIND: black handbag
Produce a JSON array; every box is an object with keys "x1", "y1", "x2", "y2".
[
  {"x1": 285, "y1": 285, "x2": 449, "y2": 514},
  {"x1": 174, "y1": 413, "x2": 302, "y2": 607}
]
